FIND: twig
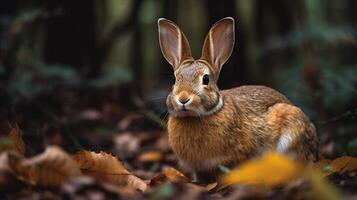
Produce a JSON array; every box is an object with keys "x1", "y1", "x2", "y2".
[{"x1": 315, "y1": 108, "x2": 357, "y2": 125}]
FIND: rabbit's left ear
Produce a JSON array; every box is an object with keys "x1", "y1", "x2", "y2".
[
  {"x1": 200, "y1": 17, "x2": 235, "y2": 75},
  {"x1": 158, "y1": 18, "x2": 193, "y2": 70}
]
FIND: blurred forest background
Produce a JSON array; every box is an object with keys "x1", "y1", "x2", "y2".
[{"x1": 0, "y1": 0, "x2": 356, "y2": 157}]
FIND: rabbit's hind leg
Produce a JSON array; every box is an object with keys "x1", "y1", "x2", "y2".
[{"x1": 266, "y1": 103, "x2": 319, "y2": 162}]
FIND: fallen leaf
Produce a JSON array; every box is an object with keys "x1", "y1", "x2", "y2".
[
  {"x1": 138, "y1": 151, "x2": 163, "y2": 163},
  {"x1": 117, "y1": 114, "x2": 142, "y2": 131},
  {"x1": 313, "y1": 156, "x2": 357, "y2": 177},
  {"x1": 349, "y1": 171, "x2": 356, "y2": 177},
  {"x1": 304, "y1": 169, "x2": 344, "y2": 200},
  {"x1": 330, "y1": 156, "x2": 352, "y2": 173},
  {"x1": 8, "y1": 126, "x2": 26, "y2": 155},
  {"x1": 206, "y1": 182, "x2": 218, "y2": 191},
  {"x1": 155, "y1": 134, "x2": 171, "y2": 152},
  {"x1": 114, "y1": 133, "x2": 140, "y2": 159},
  {"x1": 0, "y1": 153, "x2": 16, "y2": 187},
  {"x1": 337, "y1": 156, "x2": 357, "y2": 173},
  {"x1": 150, "y1": 167, "x2": 190, "y2": 186},
  {"x1": 7, "y1": 151, "x2": 36, "y2": 185},
  {"x1": 220, "y1": 153, "x2": 345, "y2": 199},
  {"x1": 78, "y1": 109, "x2": 101, "y2": 121},
  {"x1": 8, "y1": 146, "x2": 81, "y2": 187},
  {"x1": 0, "y1": 126, "x2": 26, "y2": 155},
  {"x1": 221, "y1": 153, "x2": 301, "y2": 187},
  {"x1": 72, "y1": 150, "x2": 148, "y2": 192},
  {"x1": 313, "y1": 159, "x2": 333, "y2": 176}
]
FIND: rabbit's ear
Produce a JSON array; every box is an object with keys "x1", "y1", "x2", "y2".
[
  {"x1": 158, "y1": 18, "x2": 192, "y2": 69},
  {"x1": 200, "y1": 17, "x2": 235, "y2": 75}
]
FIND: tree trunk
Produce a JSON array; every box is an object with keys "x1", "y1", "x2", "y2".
[
  {"x1": 255, "y1": 0, "x2": 295, "y2": 85},
  {"x1": 205, "y1": 0, "x2": 247, "y2": 88},
  {"x1": 44, "y1": 0, "x2": 98, "y2": 78}
]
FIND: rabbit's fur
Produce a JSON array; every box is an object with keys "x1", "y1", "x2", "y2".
[{"x1": 158, "y1": 17, "x2": 318, "y2": 180}]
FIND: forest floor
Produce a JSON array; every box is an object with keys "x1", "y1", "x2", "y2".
[{"x1": 0, "y1": 89, "x2": 356, "y2": 200}]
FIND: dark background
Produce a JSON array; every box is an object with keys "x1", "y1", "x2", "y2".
[{"x1": 0, "y1": 0, "x2": 356, "y2": 157}]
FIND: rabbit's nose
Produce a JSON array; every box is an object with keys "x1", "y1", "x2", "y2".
[
  {"x1": 179, "y1": 98, "x2": 190, "y2": 105},
  {"x1": 177, "y1": 91, "x2": 191, "y2": 105}
]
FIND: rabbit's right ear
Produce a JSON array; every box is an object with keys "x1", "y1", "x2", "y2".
[
  {"x1": 158, "y1": 18, "x2": 192, "y2": 69},
  {"x1": 200, "y1": 17, "x2": 235, "y2": 75}
]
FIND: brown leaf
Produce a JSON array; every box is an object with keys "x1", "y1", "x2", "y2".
[
  {"x1": 0, "y1": 153, "x2": 16, "y2": 187},
  {"x1": 313, "y1": 156, "x2": 357, "y2": 177},
  {"x1": 8, "y1": 146, "x2": 81, "y2": 187},
  {"x1": 117, "y1": 114, "x2": 142, "y2": 131},
  {"x1": 331, "y1": 156, "x2": 352, "y2": 173},
  {"x1": 114, "y1": 133, "x2": 140, "y2": 159},
  {"x1": 9, "y1": 126, "x2": 26, "y2": 155},
  {"x1": 7, "y1": 151, "x2": 37, "y2": 185},
  {"x1": 138, "y1": 151, "x2": 163, "y2": 163},
  {"x1": 206, "y1": 182, "x2": 218, "y2": 191},
  {"x1": 150, "y1": 167, "x2": 190, "y2": 186},
  {"x1": 0, "y1": 126, "x2": 26, "y2": 155},
  {"x1": 313, "y1": 159, "x2": 333, "y2": 176},
  {"x1": 342, "y1": 157, "x2": 357, "y2": 173},
  {"x1": 72, "y1": 150, "x2": 148, "y2": 192},
  {"x1": 78, "y1": 109, "x2": 102, "y2": 121}
]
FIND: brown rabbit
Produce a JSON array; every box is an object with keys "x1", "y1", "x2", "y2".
[{"x1": 158, "y1": 17, "x2": 318, "y2": 182}]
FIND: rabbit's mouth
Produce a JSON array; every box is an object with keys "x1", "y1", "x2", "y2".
[{"x1": 173, "y1": 107, "x2": 198, "y2": 117}]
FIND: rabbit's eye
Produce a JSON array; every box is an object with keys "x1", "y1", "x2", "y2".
[{"x1": 202, "y1": 74, "x2": 209, "y2": 85}]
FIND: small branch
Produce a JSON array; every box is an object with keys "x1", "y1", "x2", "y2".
[{"x1": 315, "y1": 108, "x2": 357, "y2": 125}]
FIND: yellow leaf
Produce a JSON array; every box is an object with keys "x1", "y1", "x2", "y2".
[
  {"x1": 72, "y1": 150, "x2": 148, "y2": 192},
  {"x1": 221, "y1": 153, "x2": 345, "y2": 199},
  {"x1": 8, "y1": 146, "x2": 81, "y2": 187},
  {"x1": 221, "y1": 153, "x2": 301, "y2": 188},
  {"x1": 304, "y1": 169, "x2": 344, "y2": 200},
  {"x1": 138, "y1": 151, "x2": 163, "y2": 162}
]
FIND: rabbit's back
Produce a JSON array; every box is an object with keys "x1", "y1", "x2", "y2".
[
  {"x1": 222, "y1": 85, "x2": 292, "y2": 115},
  {"x1": 223, "y1": 85, "x2": 318, "y2": 161}
]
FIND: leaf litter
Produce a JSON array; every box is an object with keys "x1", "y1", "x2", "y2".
[{"x1": 0, "y1": 125, "x2": 356, "y2": 199}]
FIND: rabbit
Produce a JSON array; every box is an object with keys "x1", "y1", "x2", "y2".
[{"x1": 157, "y1": 17, "x2": 319, "y2": 182}]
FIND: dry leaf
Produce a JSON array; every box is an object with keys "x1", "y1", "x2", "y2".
[
  {"x1": 342, "y1": 157, "x2": 357, "y2": 173},
  {"x1": 150, "y1": 167, "x2": 190, "y2": 186},
  {"x1": 72, "y1": 150, "x2": 148, "y2": 192},
  {"x1": 7, "y1": 151, "x2": 37, "y2": 185},
  {"x1": 0, "y1": 153, "x2": 16, "y2": 187},
  {"x1": 8, "y1": 146, "x2": 81, "y2": 187},
  {"x1": 206, "y1": 182, "x2": 218, "y2": 191},
  {"x1": 138, "y1": 151, "x2": 163, "y2": 163},
  {"x1": 0, "y1": 126, "x2": 26, "y2": 155},
  {"x1": 313, "y1": 156, "x2": 357, "y2": 177},
  {"x1": 221, "y1": 153, "x2": 301, "y2": 188},
  {"x1": 117, "y1": 114, "x2": 142, "y2": 131},
  {"x1": 331, "y1": 156, "x2": 352, "y2": 173},
  {"x1": 114, "y1": 133, "x2": 140, "y2": 159},
  {"x1": 313, "y1": 159, "x2": 333, "y2": 176}
]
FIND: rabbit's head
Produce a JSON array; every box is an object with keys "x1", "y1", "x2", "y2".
[{"x1": 158, "y1": 17, "x2": 235, "y2": 117}]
